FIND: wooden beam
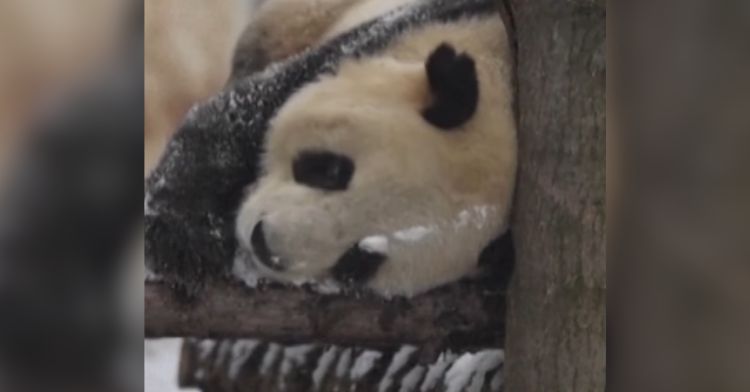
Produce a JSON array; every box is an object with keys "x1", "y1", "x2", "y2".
[{"x1": 145, "y1": 278, "x2": 506, "y2": 351}]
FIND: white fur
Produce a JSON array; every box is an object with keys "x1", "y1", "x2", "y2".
[{"x1": 235, "y1": 1, "x2": 516, "y2": 297}]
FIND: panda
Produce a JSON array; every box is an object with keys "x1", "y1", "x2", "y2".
[
  {"x1": 231, "y1": 0, "x2": 517, "y2": 297},
  {"x1": 144, "y1": 0, "x2": 514, "y2": 298}
]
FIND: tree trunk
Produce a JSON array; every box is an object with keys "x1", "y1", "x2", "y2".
[{"x1": 501, "y1": 1, "x2": 606, "y2": 391}]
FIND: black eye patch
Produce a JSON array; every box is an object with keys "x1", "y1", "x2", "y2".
[{"x1": 292, "y1": 150, "x2": 354, "y2": 191}]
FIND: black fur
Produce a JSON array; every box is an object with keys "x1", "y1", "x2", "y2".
[
  {"x1": 422, "y1": 43, "x2": 479, "y2": 130},
  {"x1": 331, "y1": 245, "x2": 387, "y2": 286},
  {"x1": 476, "y1": 230, "x2": 515, "y2": 291}
]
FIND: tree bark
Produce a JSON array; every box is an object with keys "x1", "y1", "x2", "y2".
[
  {"x1": 146, "y1": 278, "x2": 506, "y2": 353},
  {"x1": 502, "y1": 1, "x2": 606, "y2": 391}
]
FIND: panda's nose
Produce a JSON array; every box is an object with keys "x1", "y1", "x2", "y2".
[{"x1": 251, "y1": 221, "x2": 284, "y2": 271}]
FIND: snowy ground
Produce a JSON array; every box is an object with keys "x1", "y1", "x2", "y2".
[{"x1": 145, "y1": 339, "x2": 200, "y2": 392}]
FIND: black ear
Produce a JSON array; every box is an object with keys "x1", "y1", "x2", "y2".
[{"x1": 422, "y1": 43, "x2": 479, "y2": 130}]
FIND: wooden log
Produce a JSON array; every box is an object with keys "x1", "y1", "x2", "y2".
[{"x1": 146, "y1": 277, "x2": 507, "y2": 352}]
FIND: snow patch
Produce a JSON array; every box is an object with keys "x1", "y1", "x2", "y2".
[
  {"x1": 312, "y1": 347, "x2": 339, "y2": 390},
  {"x1": 144, "y1": 267, "x2": 161, "y2": 282},
  {"x1": 393, "y1": 226, "x2": 436, "y2": 242},
  {"x1": 145, "y1": 339, "x2": 200, "y2": 392},
  {"x1": 466, "y1": 351, "x2": 503, "y2": 392},
  {"x1": 215, "y1": 341, "x2": 233, "y2": 368},
  {"x1": 399, "y1": 365, "x2": 426, "y2": 392},
  {"x1": 335, "y1": 348, "x2": 353, "y2": 379},
  {"x1": 420, "y1": 352, "x2": 458, "y2": 391},
  {"x1": 233, "y1": 250, "x2": 343, "y2": 294},
  {"x1": 197, "y1": 340, "x2": 216, "y2": 361},
  {"x1": 444, "y1": 350, "x2": 504, "y2": 392},
  {"x1": 232, "y1": 251, "x2": 261, "y2": 288},
  {"x1": 389, "y1": 205, "x2": 498, "y2": 244},
  {"x1": 280, "y1": 345, "x2": 315, "y2": 376},
  {"x1": 228, "y1": 340, "x2": 260, "y2": 380},
  {"x1": 144, "y1": 192, "x2": 155, "y2": 216},
  {"x1": 278, "y1": 345, "x2": 316, "y2": 390},
  {"x1": 490, "y1": 367, "x2": 504, "y2": 391},
  {"x1": 454, "y1": 205, "x2": 496, "y2": 230},
  {"x1": 359, "y1": 235, "x2": 389, "y2": 254},
  {"x1": 378, "y1": 345, "x2": 418, "y2": 392},
  {"x1": 260, "y1": 343, "x2": 283, "y2": 375},
  {"x1": 350, "y1": 350, "x2": 383, "y2": 380}
]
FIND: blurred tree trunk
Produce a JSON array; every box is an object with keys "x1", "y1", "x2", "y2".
[{"x1": 501, "y1": 0, "x2": 606, "y2": 391}]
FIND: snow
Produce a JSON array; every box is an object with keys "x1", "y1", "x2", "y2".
[
  {"x1": 490, "y1": 367, "x2": 504, "y2": 391},
  {"x1": 466, "y1": 350, "x2": 503, "y2": 392},
  {"x1": 144, "y1": 192, "x2": 155, "y2": 216},
  {"x1": 378, "y1": 345, "x2": 418, "y2": 392},
  {"x1": 454, "y1": 205, "x2": 496, "y2": 230},
  {"x1": 390, "y1": 205, "x2": 497, "y2": 244},
  {"x1": 228, "y1": 340, "x2": 260, "y2": 380},
  {"x1": 420, "y1": 352, "x2": 457, "y2": 391},
  {"x1": 197, "y1": 340, "x2": 216, "y2": 361},
  {"x1": 444, "y1": 353, "x2": 477, "y2": 392},
  {"x1": 359, "y1": 235, "x2": 390, "y2": 253},
  {"x1": 393, "y1": 225, "x2": 436, "y2": 242},
  {"x1": 278, "y1": 344, "x2": 316, "y2": 390},
  {"x1": 280, "y1": 344, "x2": 316, "y2": 376},
  {"x1": 350, "y1": 350, "x2": 383, "y2": 380},
  {"x1": 399, "y1": 365, "x2": 426, "y2": 392},
  {"x1": 310, "y1": 278, "x2": 343, "y2": 295},
  {"x1": 145, "y1": 339, "x2": 200, "y2": 392},
  {"x1": 232, "y1": 250, "x2": 261, "y2": 287},
  {"x1": 215, "y1": 341, "x2": 234, "y2": 368},
  {"x1": 444, "y1": 350, "x2": 504, "y2": 392},
  {"x1": 233, "y1": 249, "x2": 344, "y2": 294},
  {"x1": 144, "y1": 267, "x2": 161, "y2": 282},
  {"x1": 312, "y1": 346, "x2": 340, "y2": 390},
  {"x1": 335, "y1": 348, "x2": 353, "y2": 379},
  {"x1": 146, "y1": 340, "x2": 505, "y2": 392},
  {"x1": 260, "y1": 343, "x2": 283, "y2": 374}
]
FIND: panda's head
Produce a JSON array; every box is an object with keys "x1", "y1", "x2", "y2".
[{"x1": 236, "y1": 43, "x2": 516, "y2": 296}]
